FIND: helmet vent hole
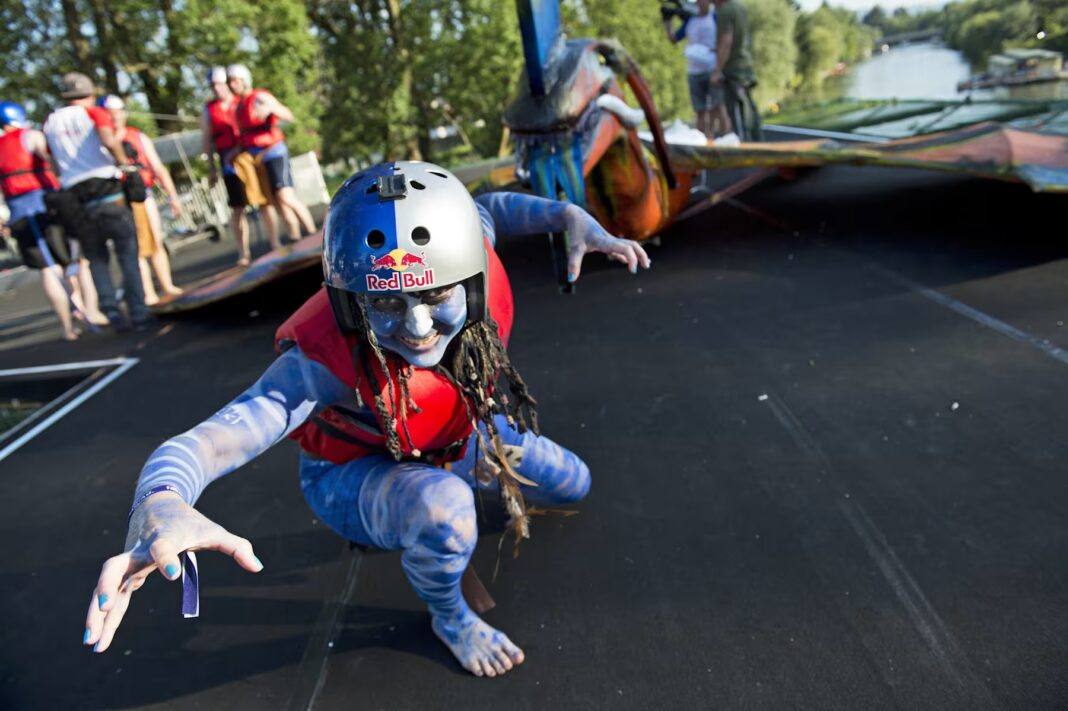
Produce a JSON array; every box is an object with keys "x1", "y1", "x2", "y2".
[
  {"x1": 411, "y1": 226, "x2": 430, "y2": 246},
  {"x1": 366, "y1": 229, "x2": 386, "y2": 248},
  {"x1": 365, "y1": 182, "x2": 379, "y2": 194},
  {"x1": 428, "y1": 170, "x2": 448, "y2": 179},
  {"x1": 410, "y1": 180, "x2": 425, "y2": 190}
]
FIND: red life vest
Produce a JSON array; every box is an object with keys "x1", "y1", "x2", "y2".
[
  {"x1": 235, "y1": 89, "x2": 285, "y2": 149},
  {"x1": 121, "y1": 126, "x2": 155, "y2": 189},
  {"x1": 0, "y1": 128, "x2": 59, "y2": 199},
  {"x1": 205, "y1": 97, "x2": 239, "y2": 153},
  {"x1": 275, "y1": 238, "x2": 514, "y2": 465}
]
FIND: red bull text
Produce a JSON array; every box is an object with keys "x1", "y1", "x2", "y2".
[{"x1": 365, "y1": 249, "x2": 435, "y2": 291}]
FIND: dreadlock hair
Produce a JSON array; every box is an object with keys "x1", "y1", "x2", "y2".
[{"x1": 355, "y1": 300, "x2": 540, "y2": 549}]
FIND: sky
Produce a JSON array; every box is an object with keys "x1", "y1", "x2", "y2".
[{"x1": 796, "y1": 0, "x2": 945, "y2": 12}]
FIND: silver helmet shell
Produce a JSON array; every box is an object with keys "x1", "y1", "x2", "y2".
[{"x1": 323, "y1": 161, "x2": 489, "y2": 332}]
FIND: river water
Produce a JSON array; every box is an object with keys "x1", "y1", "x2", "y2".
[{"x1": 828, "y1": 41, "x2": 1068, "y2": 102}]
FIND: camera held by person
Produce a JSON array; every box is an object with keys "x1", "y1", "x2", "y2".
[{"x1": 659, "y1": 0, "x2": 697, "y2": 21}]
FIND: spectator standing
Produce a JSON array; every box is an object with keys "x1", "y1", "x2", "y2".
[
  {"x1": 227, "y1": 64, "x2": 316, "y2": 247},
  {"x1": 42, "y1": 72, "x2": 150, "y2": 331},
  {"x1": 665, "y1": 0, "x2": 731, "y2": 139},
  {"x1": 712, "y1": 0, "x2": 762, "y2": 140},
  {"x1": 0, "y1": 100, "x2": 105, "y2": 339},
  {"x1": 98, "y1": 95, "x2": 184, "y2": 305},
  {"x1": 201, "y1": 67, "x2": 256, "y2": 266}
]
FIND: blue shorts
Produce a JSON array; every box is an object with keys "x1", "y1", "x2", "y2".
[
  {"x1": 687, "y1": 72, "x2": 725, "y2": 113},
  {"x1": 249, "y1": 142, "x2": 293, "y2": 191}
]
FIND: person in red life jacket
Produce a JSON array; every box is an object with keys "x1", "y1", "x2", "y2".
[
  {"x1": 42, "y1": 73, "x2": 151, "y2": 331},
  {"x1": 200, "y1": 67, "x2": 261, "y2": 266},
  {"x1": 227, "y1": 64, "x2": 316, "y2": 246},
  {"x1": 84, "y1": 161, "x2": 651, "y2": 676},
  {"x1": 98, "y1": 95, "x2": 184, "y2": 305},
  {"x1": 0, "y1": 100, "x2": 106, "y2": 339}
]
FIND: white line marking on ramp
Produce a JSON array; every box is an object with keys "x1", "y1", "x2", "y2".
[
  {"x1": 872, "y1": 265, "x2": 1068, "y2": 366},
  {"x1": 763, "y1": 392, "x2": 996, "y2": 708},
  {"x1": 0, "y1": 357, "x2": 139, "y2": 463},
  {"x1": 0, "y1": 357, "x2": 134, "y2": 377}
]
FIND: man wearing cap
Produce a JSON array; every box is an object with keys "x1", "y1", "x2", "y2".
[
  {"x1": 42, "y1": 72, "x2": 150, "y2": 330},
  {"x1": 99, "y1": 94, "x2": 184, "y2": 304},
  {"x1": 227, "y1": 64, "x2": 316, "y2": 246},
  {"x1": 201, "y1": 67, "x2": 257, "y2": 266}
]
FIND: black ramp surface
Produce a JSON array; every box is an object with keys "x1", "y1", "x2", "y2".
[{"x1": 1, "y1": 165, "x2": 1066, "y2": 709}]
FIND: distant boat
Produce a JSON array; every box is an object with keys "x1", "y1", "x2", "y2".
[{"x1": 958, "y1": 48, "x2": 1067, "y2": 91}]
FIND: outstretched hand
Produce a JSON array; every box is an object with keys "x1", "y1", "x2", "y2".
[
  {"x1": 84, "y1": 492, "x2": 262, "y2": 653},
  {"x1": 564, "y1": 205, "x2": 651, "y2": 283}
]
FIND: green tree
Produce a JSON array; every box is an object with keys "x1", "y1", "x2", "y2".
[
  {"x1": 955, "y1": 1, "x2": 1037, "y2": 63},
  {"x1": 0, "y1": 0, "x2": 321, "y2": 150},
  {"x1": 747, "y1": 0, "x2": 799, "y2": 109}
]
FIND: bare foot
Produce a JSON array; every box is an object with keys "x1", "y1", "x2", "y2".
[
  {"x1": 163, "y1": 287, "x2": 184, "y2": 297},
  {"x1": 236, "y1": 255, "x2": 251, "y2": 267},
  {"x1": 84, "y1": 310, "x2": 109, "y2": 326},
  {"x1": 432, "y1": 612, "x2": 524, "y2": 677},
  {"x1": 62, "y1": 329, "x2": 79, "y2": 341}
]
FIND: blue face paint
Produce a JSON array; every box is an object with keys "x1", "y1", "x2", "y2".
[{"x1": 363, "y1": 284, "x2": 468, "y2": 368}]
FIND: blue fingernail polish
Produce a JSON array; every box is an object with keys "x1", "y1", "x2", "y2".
[
  {"x1": 252, "y1": 555, "x2": 263, "y2": 569},
  {"x1": 567, "y1": 273, "x2": 576, "y2": 283},
  {"x1": 98, "y1": 593, "x2": 108, "y2": 608},
  {"x1": 165, "y1": 563, "x2": 180, "y2": 578},
  {"x1": 83, "y1": 628, "x2": 91, "y2": 644},
  {"x1": 93, "y1": 642, "x2": 102, "y2": 653}
]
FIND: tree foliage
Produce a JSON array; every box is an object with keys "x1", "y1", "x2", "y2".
[
  {"x1": 747, "y1": 0, "x2": 798, "y2": 109},
  {"x1": 11, "y1": 0, "x2": 1059, "y2": 167},
  {"x1": 308, "y1": 0, "x2": 523, "y2": 164},
  {"x1": 0, "y1": 0, "x2": 320, "y2": 150}
]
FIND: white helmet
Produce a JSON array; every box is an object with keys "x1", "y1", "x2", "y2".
[{"x1": 225, "y1": 63, "x2": 252, "y2": 86}]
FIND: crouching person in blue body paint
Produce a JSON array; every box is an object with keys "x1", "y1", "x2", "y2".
[{"x1": 84, "y1": 161, "x2": 651, "y2": 676}]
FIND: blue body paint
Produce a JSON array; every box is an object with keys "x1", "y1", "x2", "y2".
[
  {"x1": 131, "y1": 192, "x2": 593, "y2": 674},
  {"x1": 364, "y1": 284, "x2": 468, "y2": 367}
]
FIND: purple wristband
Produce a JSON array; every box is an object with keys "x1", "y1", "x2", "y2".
[
  {"x1": 128, "y1": 484, "x2": 182, "y2": 522},
  {"x1": 126, "y1": 483, "x2": 200, "y2": 618}
]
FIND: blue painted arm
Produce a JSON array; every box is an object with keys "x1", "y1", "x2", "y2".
[
  {"x1": 475, "y1": 192, "x2": 572, "y2": 246},
  {"x1": 674, "y1": 17, "x2": 689, "y2": 43},
  {"x1": 133, "y1": 347, "x2": 350, "y2": 505}
]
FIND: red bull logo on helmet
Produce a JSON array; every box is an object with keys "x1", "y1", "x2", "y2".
[{"x1": 366, "y1": 248, "x2": 435, "y2": 291}]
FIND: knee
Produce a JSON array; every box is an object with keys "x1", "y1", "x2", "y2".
[
  {"x1": 554, "y1": 458, "x2": 591, "y2": 504},
  {"x1": 409, "y1": 474, "x2": 477, "y2": 555}
]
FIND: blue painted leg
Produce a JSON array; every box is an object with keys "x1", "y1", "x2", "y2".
[
  {"x1": 299, "y1": 454, "x2": 525, "y2": 676},
  {"x1": 452, "y1": 415, "x2": 592, "y2": 506}
]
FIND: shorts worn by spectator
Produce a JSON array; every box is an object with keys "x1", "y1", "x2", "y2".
[
  {"x1": 687, "y1": 72, "x2": 725, "y2": 113},
  {"x1": 10, "y1": 214, "x2": 71, "y2": 269}
]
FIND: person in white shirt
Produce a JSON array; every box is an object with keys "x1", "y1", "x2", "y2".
[
  {"x1": 664, "y1": 0, "x2": 732, "y2": 139},
  {"x1": 42, "y1": 73, "x2": 150, "y2": 330}
]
